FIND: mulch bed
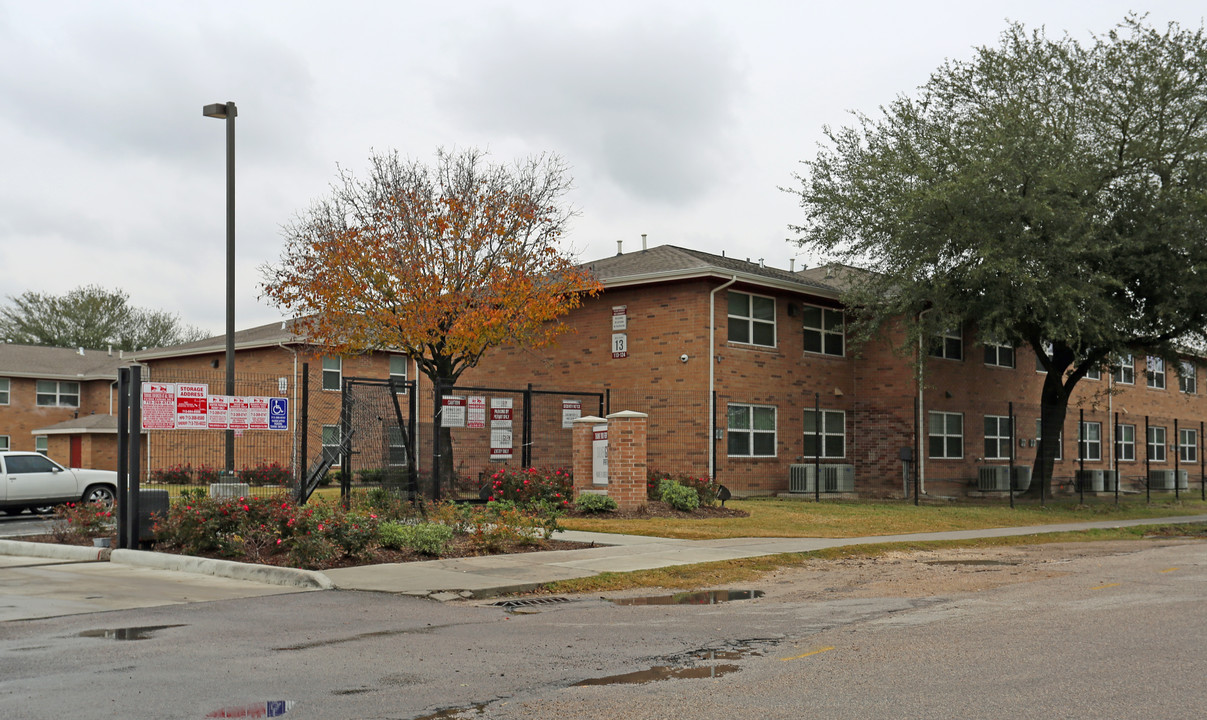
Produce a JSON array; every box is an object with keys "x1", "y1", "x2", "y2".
[{"x1": 17, "y1": 501, "x2": 746, "y2": 571}]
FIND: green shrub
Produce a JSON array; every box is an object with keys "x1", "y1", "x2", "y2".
[
  {"x1": 647, "y1": 469, "x2": 717, "y2": 506},
  {"x1": 379, "y1": 522, "x2": 455, "y2": 555},
  {"x1": 659, "y1": 480, "x2": 700, "y2": 512},
  {"x1": 574, "y1": 493, "x2": 618, "y2": 513}
]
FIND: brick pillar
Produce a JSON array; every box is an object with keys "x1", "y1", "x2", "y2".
[
  {"x1": 571, "y1": 416, "x2": 606, "y2": 496},
  {"x1": 606, "y1": 410, "x2": 648, "y2": 511}
]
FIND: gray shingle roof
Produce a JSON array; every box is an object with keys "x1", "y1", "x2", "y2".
[
  {"x1": 584, "y1": 245, "x2": 840, "y2": 296},
  {"x1": 129, "y1": 318, "x2": 308, "y2": 360},
  {"x1": 32, "y1": 414, "x2": 120, "y2": 434},
  {"x1": 0, "y1": 344, "x2": 126, "y2": 380}
]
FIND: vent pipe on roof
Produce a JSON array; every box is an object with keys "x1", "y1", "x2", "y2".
[
  {"x1": 641, "y1": 233, "x2": 647, "y2": 251},
  {"x1": 107, "y1": 345, "x2": 112, "y2": 357},
  {"x1": 759, "y1": 258, "x2": 765, "y2": 268},
  {"x1": 616, "y1": 239, "x2": 623, "y2": 255},
  {"x1": 789, "y1": 258, "x2": 795, "y2": 272}
]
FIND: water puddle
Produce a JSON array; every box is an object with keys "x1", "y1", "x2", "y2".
[
  {"x1": 926, "y1": 560, "x2": 1017, "y2": 567},
  {"x1": 576, "y1": 644, "x2": 765, "y2": 686},
  {"x1": 205, "y1": 701, "x2": 294, "y2": 717},
  {"x1": 77, "y1": 624, "x2": 185, "y2": 641},
  {"x1": 611, "y1": 589, "x2": 764, "y2": 605},
  {"x1": 412, "y1": 703, "x2": 488, "y2": 719}
]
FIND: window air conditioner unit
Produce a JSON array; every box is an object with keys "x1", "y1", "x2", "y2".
[
  {"x1": 789, "y1": 464, "x2": 855, "y2": 493},
  {"x1": 1075, "y1": 469, "x2": 1105, "y2": 492},
  {"x1": 1148, "y1": 469, "x2": 1189, "y2": 490}
]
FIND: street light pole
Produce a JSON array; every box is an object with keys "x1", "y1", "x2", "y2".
[{"x1": 203, "y1": 101, "x2": 237, "y2": 474}]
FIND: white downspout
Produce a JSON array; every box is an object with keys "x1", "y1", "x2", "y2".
[{"x1": 709, "y1": 276, "x2": 739, "y2": 480}]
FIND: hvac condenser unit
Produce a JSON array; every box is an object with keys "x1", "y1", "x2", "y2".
[
  {"x1": 789, "y1": 464, "x2": 855, "y2": 493},
  {"x1": 1075, "y1": 469, "x2": 1105, "y2": 492},
  {"x1": 1149, "y1": 469, "x2": 1189, "y2": 490},
  {"x1": 1102, "y1": 470, "x2": 1120, "y2": 491},
  {"x1": 977, "y1": 465, "x2": 1031, "y2": 492}
]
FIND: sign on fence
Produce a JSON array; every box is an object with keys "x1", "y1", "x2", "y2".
[
  {"x1": 490, "y1": 397, "x2": 513, "y2": 461},
  {"x1": 562, "y1": 399, "x2": 582, "y2": 429},
  {"x1": 140, "y1": 382, "x2": 289, "y2": 431},
  {"x1": 441, "y1": 396, "x2": 466, "y2": 428}
]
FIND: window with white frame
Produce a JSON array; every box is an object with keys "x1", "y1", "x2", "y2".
[
  {"x1": 321, "y1": 424, "x2": 342, "y2": 464},
  {"x1": 387, "y1": 425, "x2": 407, "y2": 467},
  {"x1": 0, "y1": 378, "x2": 8, "y2": 404},
  {"x1": 0, "y1": 436, "x2": 8, "y2": 452},
  {"x1": 1113, "y1": 354, "x2": 1135, "y2": 384},
  {"x1": 727, "y1": 404, "x2": 777, "y2": 457},
  {"x1": 36, "y1": 380, "x2": 79, "y2": 407},
  {"x1": 1147, "y1": 426, "x2": 1167, "y2": 462},
  {"x1": 1180, "y1": 428, "x2": 1198, "y2": 463},
  {"x1": 727, "y1": 291, "x2": 776, "y2": 347},
  {"x1": 1085, "y1": 365, "x2": 1101, "y2": 380},
  {"x1": 322, "y1": 356, "x2": 342, "y2": 391},
  {"x1": 1036, "y1": 419, "x2": 1063, "y2": 460},
  {"x1": 929, "y1": 326, "x2": 963, "y2": 360},
  {"x1": 1035, "y1": 341, "x2": 1053, "y2": 373},
  {"x1": 984, "y1": 342, "x2": 1015, "y2": 368},
  {"x1": 983, "y1": 415, "x2": 1014, "y2": 460},
  {"x1": 1146, "y1": 356, "x2": 1166, "y2": 389},
  {"x1": 389, "y1": 355, "x2": 408, "y2": 386},
  {"x1": 803, "y1": 409, "x2": 845, "y2": 458},
  {"x1": 35, "y1": 435, "x2": 47, "y2": 455},
  {"x1": 1077, "y1": 421, "x2": 1102, "y2": 462},
  {"x1": 1180, "y1": 361, "x2": 1197, "y2": 394},
  {"x1": 1116, "y1": 424, "x2": 1135, "y2": 461},
  {"x1": 801, "y1": 305, "x2": 844, "y2": 356},
  {"x1": 928, "y1": 412, "x2": 963, "y2": 459}
]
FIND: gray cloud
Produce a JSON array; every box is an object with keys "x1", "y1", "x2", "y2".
[{"x1": 436, "y1": 12, "x2": 745, "y2": 204}]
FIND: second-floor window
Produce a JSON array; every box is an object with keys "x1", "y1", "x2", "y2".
[
  {"x1": 322, "y1": 356, "x2": 342, "y2": 391},
  {"x1": 728, "y1": 291, "x2": 776, "y2": 347},
  {"x1": 1113, "y1": 354, "x2": 1135, "y2": 384},
  {"x1": 984, "y1": 342, "x2": 1015, "y2": 368},
  {"x1": 930, "y1": 326, "x2": 963, "y2": 360},
  {"x1": 36, "y1": 380, "x2": 80, "y2": 407},
  {"x1": 1180, "y1": 361, "x2": 1197, "y2": 394},
  {"x1": 1146, "y1": 356, "x2": 1166, "y2": 389},
  {"x1": 801, "y1": 306, "x2": 844, "y2": 356}
]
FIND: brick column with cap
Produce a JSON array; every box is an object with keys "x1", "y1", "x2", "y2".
[
  {"x1": 571, "y1": 416, "x2": 606, "y2": 495},
  {"x1": 606, "y1": 410, "x2": 648, "y2": 511}
]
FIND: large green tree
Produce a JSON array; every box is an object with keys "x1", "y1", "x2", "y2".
[
  {"x1": 789, "y1": 17, "x2": 1207, "y2": 491},
  {"x1": 0, "y1": 285, "x2": 209, "y2": 350}
]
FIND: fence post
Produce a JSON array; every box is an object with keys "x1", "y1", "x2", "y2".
[
  {"x1": 128, "y1": 365, "x2": 142, "y2": 548},
  {"x1": 1078, "y1": 408, "x2": 1085, "y2": 505},
  {"x1": 1114, "y1": 412, "x2": 1120, "y2": 506},
  {"x1": 1008, "y1": 401, "x2": 1015, "y2": 509},
  {"x1": 432, "y1": 378, "x2": 442, "y2": 501},
  {"x1": 1145, "y1": 415, "x2": 1151, "y2": 504},
  {"x1": 116, "y1": 367, "x2": 130, "y2": 549},
  {"x1": 299, "y1": 362, "x2": 309, "y2": 501}
]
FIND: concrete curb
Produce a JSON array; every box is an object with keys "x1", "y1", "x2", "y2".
[
  {"x1": 0, "y1": 538, "x2": 111, "y2": 562},
  {"x1": 109, "y1": 549, "x2": 335, "y2": 590}
]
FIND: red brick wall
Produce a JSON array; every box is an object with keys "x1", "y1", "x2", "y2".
[{"x1": 0, "y1": 377, "x2": 114, "y2": 454}]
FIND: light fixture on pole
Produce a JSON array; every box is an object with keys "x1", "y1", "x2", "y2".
[{"x1": 203, "y1": 101, "x2": 237, "y2": 474}]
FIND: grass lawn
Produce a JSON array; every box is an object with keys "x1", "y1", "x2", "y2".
[{"x1": 558, "y1": 495, "x2": 1207, "y2": 540}]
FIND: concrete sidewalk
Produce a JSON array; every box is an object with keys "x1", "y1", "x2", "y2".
[{"x1": 322, "y1": 513, "x2": 1207, "y2": 599}]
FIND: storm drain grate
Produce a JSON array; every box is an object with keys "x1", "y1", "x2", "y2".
[{"x1": 489, "y1": 597, "x2": 573, "y2": 608}]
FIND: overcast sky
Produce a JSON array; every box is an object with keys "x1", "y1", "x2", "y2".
[{"x1": 1, "y1": 1, "x2": 1203, "y2": 336}]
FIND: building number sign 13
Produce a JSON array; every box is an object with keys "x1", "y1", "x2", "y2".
[{"x1": 612, "y1": 333, "x2": 628, "y2": 359}]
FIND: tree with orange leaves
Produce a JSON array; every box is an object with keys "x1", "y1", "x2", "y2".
[{"x1": 262, "y1": 147, "x2": 601, "y2": 491}]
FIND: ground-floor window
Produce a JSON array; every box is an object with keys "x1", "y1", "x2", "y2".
[
  {"x1": 322, "y1": 425, "x2": 342, "y2": 464},
  {"x1": 1179, "y1": 428, "x2": 1198, "y2": 463},
  {"x1": 1147, "y1": 426, "x2": 1167, "y2": 462},
  {"x1": 728, "y1": 404, "x2": 776, "y2": 457},
  {"x1": 1077, "y1": 421, "x2": 1102, "y2": 461},
  {"x1": 387, "y1": 425, "x2": 407, "y2": 467},
  {"x1": 1116, "y1": 424, "x2": 1135, "y2": 461},
  {"x1": 929, "y1": 411, "x2": 963, "y2": 459},
  {"x1": 35, "y1": 436, "x2": 47, "y2": 455},
  {"x1": 802, "y1": 409, "x2": 845, "y2": 458},
  {"x1": 983, "y1": 415, "x2": 1013, "y2": 460}
]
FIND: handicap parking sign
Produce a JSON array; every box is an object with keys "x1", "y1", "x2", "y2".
[{"x1": 268, "y1": 398, "x2": 289, "y2": 430}]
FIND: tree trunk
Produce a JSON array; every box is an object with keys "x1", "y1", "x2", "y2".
[{"x1": 1031, "y1": 370, "x2": 1072, "y2": 497}]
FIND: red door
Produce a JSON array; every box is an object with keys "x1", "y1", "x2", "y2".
[{"x1": 70, "y1": 436, "x2": 82, "y2": 468}]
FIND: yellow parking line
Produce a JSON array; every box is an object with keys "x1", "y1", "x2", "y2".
[
  {"x1": 781, "y1": 646, "x2": 835, "y2": 661},
  {"x1": 1160, "y1": 568, "x2": 1179, "y2": 574},
  {"x1": 1091, "y1": 583, "x2": 1121, "y2": 589}
]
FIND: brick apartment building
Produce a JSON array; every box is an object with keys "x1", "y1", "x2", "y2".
[
  {"x1": 10, "y1": 243, "x2": 1202, "y2": 499},
  {"x1": 0, "y1": 344, "x2": 128, "y2": 470}
]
